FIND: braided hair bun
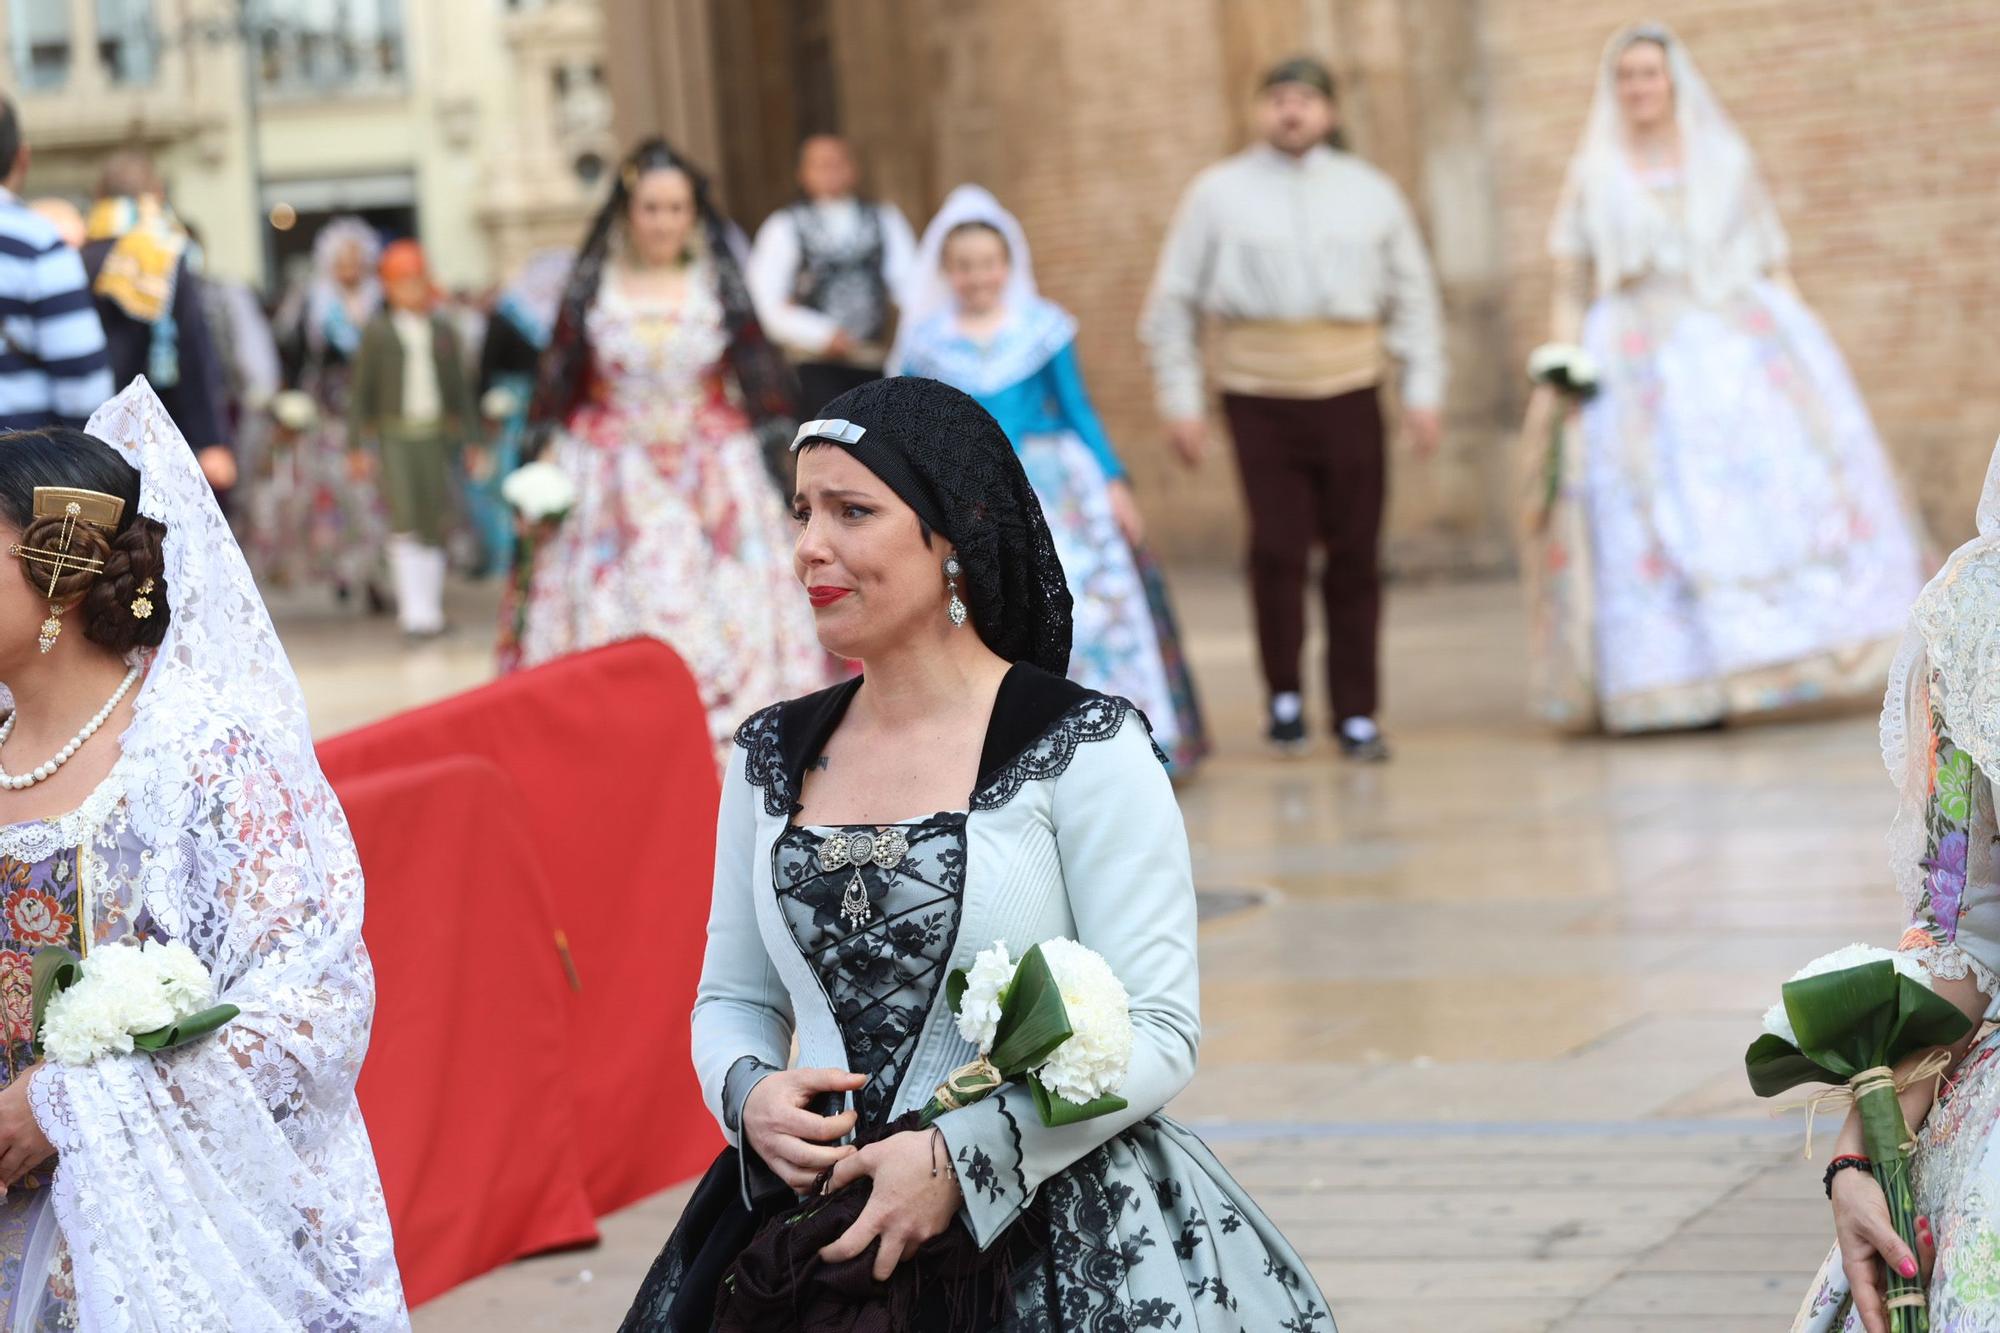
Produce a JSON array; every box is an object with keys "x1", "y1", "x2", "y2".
[{"x1": 0, "y1": 426, "x2": 170, "y2": 653}]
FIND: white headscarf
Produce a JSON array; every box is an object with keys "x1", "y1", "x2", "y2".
[
  {"x1": 29, "y1": 380, "x2": 407, "y2": 1329},
  {"x1": 889, "y1": 185, "x2": 1046, "y2": 375},
  {"x1": 302, "y1": 215, "x2": 383, "y2": 357},
  {"x1": 1549, "y1": 22, "x2": 1788, "y2": 305},
  {"x1": 1881, "y1": 442, "x2": 2000, "y2": 925}
]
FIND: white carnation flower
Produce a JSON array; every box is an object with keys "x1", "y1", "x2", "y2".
[
  {"x1": 1761, "y1": 944, "x2": 1932, "y2": 1049},
  {"x1": 1526, "y1": 341, "x2": 1599, "y2": 391},
  {"x1": 270, "y1": 390, "x2": 319, "y2": 432},
  {"x1": 144, "y1": 940, "x2": 215, "y2": 1013},
  {"x1": 480, "y1": 385, "x2": 524, "y2": 421},
  {"x1": 1032, "y1": 938, "x2": 1133, "y2": 1105},
  {"x1": 39, "y1": 940, "x2": 221, "y2": 1065},
  {"x1": 44, "y1": 980, "x2": 136, "y2": 1065},
  {"x1": 501, "y1": 461, "x2": 578, "y2": 522},
  {"x1": 954, "y1": 942, "x2": 1013, "y2": 1054}
]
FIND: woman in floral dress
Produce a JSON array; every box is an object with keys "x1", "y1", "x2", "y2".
[
  {"x1": 1795, "y1": 438, "x2": 2000, "y2": 1331},
  {"x1": 507, "y1": 140, "x2": 831, "y2": 759},
  {"x1": 0, "y1": 383, "x2": 406, "y2": 1328},
  {"x1": 1524, "y1": 24, "x2": 1927, "y2": 733},
  {"x1": 265, "y1": 216, "x2": 392, "y2": 609}
]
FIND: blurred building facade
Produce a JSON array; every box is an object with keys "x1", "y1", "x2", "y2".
[
  {"x1": 605, "y1": 0, "x2": 2000, "y2": 570},
  {"x1": 0, "y1": 0, "x2": 607, "y2": 295}
]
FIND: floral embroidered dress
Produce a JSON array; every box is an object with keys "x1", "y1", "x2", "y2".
[
  {"x1": 1532, "y1": 165, "x2": 1926, "y2": 732},
  {"x1": 1794, "y1": 665, "x2": 2000, "y2": 1329},
  {"x1": 0, "y1": 775, "x2": 157, "y2": 1329},
  {"x1": 1529, "y1": 27, "x2": 1927, "y2": 733},
  {"x1": 621, "y1": 666, "x2": 1330, "y2": 1331},
  {"x1": 259, "y1": 277, "x2": 391, "y2": 599},
  {"x1": 516, "y1": 268, "x2": 830, "y2": 761}
]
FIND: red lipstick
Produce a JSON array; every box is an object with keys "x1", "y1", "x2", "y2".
[{"x1": 808, "y1": 586, "x2": 853, "y2": 608}]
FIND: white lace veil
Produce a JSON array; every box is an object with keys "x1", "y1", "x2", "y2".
[
  {"x1": 888, "y1": 184, "x2": 1044, "y2": 374},
  {"x1": 1548, "y1": 22, "x2": 1789, "y2": 305},
  {"x1": 1881, "y1": 440, "x2": 2000, "y2": 922},
  {"x1": 26, "y1": 380, "x2": 407, "y2": 1329}
]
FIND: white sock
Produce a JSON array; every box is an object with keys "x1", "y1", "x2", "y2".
[
  {"x1": 1271, "y1": 691, "x2": 1303, "y2": 724},
  {"x1": 1341, "y1": 716, "x2": 1380, "y2": 743}
]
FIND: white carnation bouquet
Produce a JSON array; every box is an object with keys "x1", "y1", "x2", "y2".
[
  {"x1": 479, "y1": 385, "x2": 525, "y2": 422},
  {"x1": 500, "y1": 460, "x2": 577, "y2": 524},
  {"x1": 32, "y1": 940, "x2": 239, "y2": 1066},
  {"x1": 269, "y1": 389, "x2": 320, "y2": 433},
  {"x1": 1524, "y1": 342, "x2": 1601, "y2": 532},
  {"x1": 1526, "y1": 342, "x2": 1601, "y2": 397},
  {"x1": 921, "y1": 938, "x2": 1134, "y2": 1128}
]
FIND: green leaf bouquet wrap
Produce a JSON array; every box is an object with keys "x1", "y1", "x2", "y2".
[{"x1": 1746, "y1": 947, "x2": 1974, "y2": 1331}]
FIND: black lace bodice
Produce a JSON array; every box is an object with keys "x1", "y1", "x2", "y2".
[{"x1": 772, "y1": 812, "x2": 968, "y2": 1129}]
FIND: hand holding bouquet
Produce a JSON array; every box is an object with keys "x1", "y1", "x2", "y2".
[
  {"x1": 1523, "y1": 343, "x2": 1600, "y2": 532},
  {"x1": 1746, "y1": 944, "x2": 1973, "y2": 1332}
]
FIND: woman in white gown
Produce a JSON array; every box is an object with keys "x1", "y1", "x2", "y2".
[
  {"x1": 1795, "y1": 436, "x2": 2000, "y2": 1330},
  {"x1": 1524, "y1": 23, "x2": 1928, "y2": 733},
  {"x1": 0, "y1": 382, "x2": 407, "y2": 1329}
]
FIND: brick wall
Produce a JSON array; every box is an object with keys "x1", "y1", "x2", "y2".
[
  {"x1": 1484, "y1": 0, "x2": 2000, "y2": 547},
  {"x1": 641, "y1": 0, "x2": 2000, "y2": 566}
]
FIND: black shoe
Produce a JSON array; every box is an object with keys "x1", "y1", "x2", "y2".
[
  {"x1": 1266, "y1": 710, "x2": 1310, "y2": 755},
  {"x1": 365, "y1": 583, "x2": 392, "y2": 617}
]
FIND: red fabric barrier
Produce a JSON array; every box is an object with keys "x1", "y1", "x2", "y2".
[
  {"x1": 345, "y1": 756, "x2": 599, "y2": 1306},
  {"x1": 320, "y1": 639, "x2": 723, "y2": 1218}
]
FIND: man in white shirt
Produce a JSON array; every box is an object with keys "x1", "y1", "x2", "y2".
[
  {"x1": 746, "y1": 135, "x2": 917, "y2": 415},
  {"x1": 1140, "y1": 56, "x2": 1446, "y2": 763}
]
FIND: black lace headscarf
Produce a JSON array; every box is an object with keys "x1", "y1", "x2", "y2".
[
  {"x1": 524, "y1": 137, "x2": 798, "y2": 464},
  {"x1": 794, "y1": 376, "x2": 1072, "y2": 675}
]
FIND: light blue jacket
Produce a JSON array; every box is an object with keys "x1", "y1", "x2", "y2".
[{"x1": 691, "y1": 669, "x2": 1201, "y2": 1248}]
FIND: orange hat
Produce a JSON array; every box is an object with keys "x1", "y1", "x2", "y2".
[{"x1": 379, "y1": 239, "x2": 429, "y2": 283}]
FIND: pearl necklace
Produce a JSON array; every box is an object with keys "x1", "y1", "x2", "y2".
[{"x1": 0, "y1": 664, "x2": 143, "y2": 790}]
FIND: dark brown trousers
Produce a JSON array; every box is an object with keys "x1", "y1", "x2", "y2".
[{"x1": 1221, "y1": 387, "x2": 1386, "y2": 725}]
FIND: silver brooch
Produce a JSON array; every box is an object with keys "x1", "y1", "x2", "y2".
[
  {"x1": 816, "y1": 826, "x2": 910, "y2": 874},
  {"x1": 819, "y1": 826, "x2": 911, "y2": 931}
]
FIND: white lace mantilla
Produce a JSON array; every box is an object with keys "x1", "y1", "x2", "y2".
[{"x1": 22, "y1": 383, "x2": 409, "y2": 1331}]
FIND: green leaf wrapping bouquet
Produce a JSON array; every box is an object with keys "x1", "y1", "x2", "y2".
[
  {"x1": 921, "y1": 938, "x2": 1132, "y2": 1128},
  {"x1": 1746, "y1": 945, "x2": 1974, "y2": 1332}
]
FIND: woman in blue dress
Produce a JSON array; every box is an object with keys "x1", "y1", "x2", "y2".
[
  {"x1": 892, "y1": 186, "x2": 1206, "y2": 770},
  {"x1": 474, "y1": 248, "x2": 571, "y2": 576}
]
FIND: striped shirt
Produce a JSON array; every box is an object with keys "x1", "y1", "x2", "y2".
[{"x1": 0, "y1": 189, "x2": 113, "y2": 431}]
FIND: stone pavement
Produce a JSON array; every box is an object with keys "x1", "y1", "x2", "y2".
[{"x1": 277, "y1": 571, "x2": 1867, "y2": 1330}]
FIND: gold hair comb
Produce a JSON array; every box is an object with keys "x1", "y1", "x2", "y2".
[{"x1": 9, "y1": 487, "x2": 125, "y2": 598}]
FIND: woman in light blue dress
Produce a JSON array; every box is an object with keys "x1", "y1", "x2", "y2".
[{"x1": 893, "y1": 187, "x2": 1207, "y2": 771}]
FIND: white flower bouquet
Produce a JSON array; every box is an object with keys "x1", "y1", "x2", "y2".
[
  {"x1": 1746, "y1": 944, "x2": 1973, "y2": 1332},
  {"x1": 1524, "y1": 342, "x2": 1600, "y2": 531},
  {"x1": 479, "y1": 385, "x2": 524, "y2": 422},
  {"x1": 500, "y1": 460, "x2": 577, "y2": 524},
  {"x1": 1526, "y1": 342, "x2": 1601, "y2": 398},
  {"x1": 922, "y1": 938, "x2": 1133, "y2": 1128},
  {"x1": 32, "y1": 941, "x2": 240, "y2": 1066},
  {"x1": 269, "y1": 390, "x2": 320, "y2": 433}
]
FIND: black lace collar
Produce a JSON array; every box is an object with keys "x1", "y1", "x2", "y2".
[{"x1": 734, "y1": 664, "x2": 1160, "y2": 818}]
